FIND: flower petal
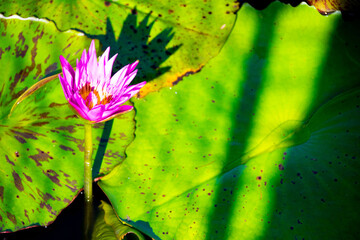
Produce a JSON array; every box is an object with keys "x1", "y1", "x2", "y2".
[
  {"x1": 110, "y1": 81, "x2": 146, "y2": 106},
  {"x1": 112, "y1": 69, "x2": 138, "y2": 97},
  {"x1": 68, "y1": 93, "x2": 92, "y2": 121},
  {"x1": 69, "y1": 92, "x2": 105, "y2": 122},
  {"x1": 97, "y1": 47, "x2": 110, "y2": 84},
  {"x1": 59, "y1": 55, "x2": 75, "y2": 88},
  {"x1": 127, "y1": 60, "x2": 139, "y2": 75},
  {"x1": 87, "y1": 105, "x2": 105, "y2": 121},
  {"x1": 59, "y1": 40, "x2": 146, "y2": 123},
  {"x1": 120, "y1": 69, "x2": 138, "y2": 90},
  {"x1": 99, "y1": 46, "x2": 110, "y2": 66},
  {"x1": 122, "y1": 81, "x2": 146, "y2": 98},
  {"x1": 96, "y1": 105, "x2": 133, "y2": 123},
  {"x1": 88, "y1": 40, "x2": 96, "y2": 60},
  {"x1": 59, "y1": 55, "x2": 74, "y2": 75},
  {"x1": 110, "y1": 64, "x2": 129, "y2": 86},
  {"x1": 58, "y1": 74, "x2": 71, "y2": 99},
  {"x1": 105, "y1": 54, "x2": 117, "y2": 80},
  {"x1": 87, "y1": 53, "x2": 98, "y2": 84}
]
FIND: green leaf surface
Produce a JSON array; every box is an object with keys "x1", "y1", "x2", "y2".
[
  {"x1": 0, "y1": 18, "x2": 135, "y2": 232},
  {"x1": 0, "y1": 0, "x2": 239, "y2": 97},
  {"x1": 99, "y1": 3, "x2": 360, "y2": 239},
  {"x1": 92, "y1": 201, "x2": 145, "y2": 240}
]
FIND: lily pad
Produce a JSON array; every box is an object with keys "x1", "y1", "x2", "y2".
[
  {"x1": 99, "y1": 3, "x2": 360, "y2": 239},
  {"x1": 0, "y1": 0, "x2": 239, "y2": 97},
  {"x1": 0, "y1": 18, "x2": 135, "y2": 232},
  {"x1": 92, "y1": 201, "x2": 145, "y2": 240}
]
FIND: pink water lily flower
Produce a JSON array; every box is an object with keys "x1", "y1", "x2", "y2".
[{"x1": 58, "y1": 40, "x2": 146, "y2": 123}]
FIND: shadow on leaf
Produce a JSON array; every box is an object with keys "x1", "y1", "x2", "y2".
[
  {"x1": 91, "y1": 11, "x2": 179, "y2": 200},
  {"x1": 89, "y1": 10, "x2": 181, "y2": 85}
]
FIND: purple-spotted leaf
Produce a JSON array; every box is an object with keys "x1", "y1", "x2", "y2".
[
  {"x1": 99, "y1": 3, "x2": 360, "y2": 239},
  {"x1": 0, "y1": 18, "x2": 135, "y2": 232},
  {"x1": 0, "y1": 0, "x2": 239, "y2": 97}
]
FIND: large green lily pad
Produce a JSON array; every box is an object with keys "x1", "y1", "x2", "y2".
[
  {"x1": 0, "y1": 18, "x2": 135, "y2": 232},
  {"x1": 0, "y1": 0, "x2": 239, "y2": 97},
  {"x1": 99, "y1": 3, "x2": 360, "y2": 239}
]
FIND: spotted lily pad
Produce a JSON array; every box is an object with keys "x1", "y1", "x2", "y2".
[
  {"x1": 98, "y1": 3, "x2": 360, "y2": 239},
  {"x1": 0, "y1": 0, "x2": 239, "y2": 97},
  {"x1": 0, "y1": 18, "x2": 135, "y2": 232}
]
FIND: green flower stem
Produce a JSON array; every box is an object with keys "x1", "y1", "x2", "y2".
[
  {"x1": 84, "y1": 123, "x2": 93, "y2": 239},
  {"x1": 84, "y1": 123, "x2": 93, "y2": 202}
]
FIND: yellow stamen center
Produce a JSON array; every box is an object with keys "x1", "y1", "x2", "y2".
[{"x1": 79, "y1": 83, "x2": 112, "y2": 109}]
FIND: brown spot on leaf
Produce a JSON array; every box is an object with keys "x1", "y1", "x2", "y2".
[
  {"x1": 172, "y1": 68, "x2": 203, "y2": 86},
  {"x1": 279, "y1": 164, "x2": 284, "y2": 171},
  {"x1": 43, "y1": 192, "x2": 55, "y2": 202},
  {"x1": 0, "y1": 186, "x2": 4, "y2": 202},
  {"x1": 0, "y1": 47, "x2": 4, "y2": 60},
  {"x1": 40, "y1": 201, "x2": 54, "y2": 214},
  {"x1": 14, "y1": 136, "x2": 26, "y2": 144},
  {"x1": 32, "y1": 121, "x2": 49, "y2": 127},
  {"x1": 45, "y1": 62, "x2": 57, "y2": 75},
  {"x1": 49, "y1": 102, "x2": 67, "y2": 108},
  {"x1": 64, "y1": 135, "x2": 84, "y2": 152},
  {"x1": 23, "y1": 172, "x2": 32, "y2": 182},
  {"x1": 12, "y1": 130, "x2": 38, "y2": 140},
  {"x1": 39, "y1": 112, "x2": 51, "y2": 119},
  {"x1": 34, "y1": 63, "x2": 42, "y2": 79},
  {"x1": 29, "y1": 148, "x2": 53, "y2": 166},
  {"x1": 5, "y1": 155, "x2": 15, "y2": 166},
  {"x1": 44, "y1": 54, "x2": 50, "y2": 64},
  {"x1": 66, "y1": 179, "x2": 77, "y2": 187},
  {"x1": 56, "y1": 125, "x2": 75, "y2": 133},
  {"x1": 58, "y1": 170, "x2": 70, "y2": 178},
  {"x1": 12, "y1": 171, "x2": 24, "y2": 191},
  {"x1": 9, "y1": 30, "x2": 43, "y2": 93},
  {"x1": 59, "y1": 145, "x2": 74, "y2": 151},
  {"x1": 6, "y1": 212, "x2": 16, "y2": 225},
  {"x1": 17, "y1": 32, "x2": 25, "y2": 45},
  {"x1": 65, "y1": 184, "x2": 77, "y2": 192},
  {"x1": 59, "y1": 170, "x2": 70, "y2": 178},
  {"x1": 43, "y1": 169, "x2": 61, "y2": 186},
  {"x1": 104, "y1": 150, "x2": 122, "y2": 159},
  {"x1": 24, "y1": 209, "x2": 30, "y2": 223},
  {"x1": 15, "y1": 32, "x2": 28, "y2": 57}
]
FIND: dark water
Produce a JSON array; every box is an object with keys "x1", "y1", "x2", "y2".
[{"x1": 1, "y1": 184, "x2": 104, "y2": 240}]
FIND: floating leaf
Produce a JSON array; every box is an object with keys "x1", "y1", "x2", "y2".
[
  {"x1": 92, "y1": 201, "x2": 145, "y2": 240},
  {"x1": 0, "y1": 18, "x2": 135, "y2": 232},
  {"x1": 0, "y1": 0, "x2": 239, "y2": 96},
  {"x1": 99, "y1": 3, "x2": 360, "y2": 239},
  {"x1": 9, "y1": 74, "x2": 58, "y2": 116}
]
